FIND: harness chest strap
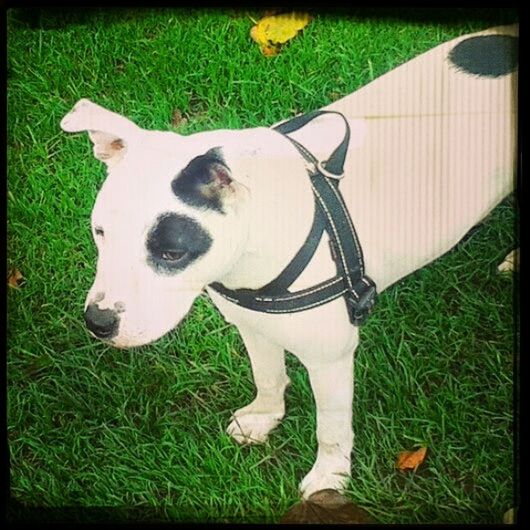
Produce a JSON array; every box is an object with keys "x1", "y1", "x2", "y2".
[{"x1": 209, "y1": 110, "x2": 378, "y2": 326}]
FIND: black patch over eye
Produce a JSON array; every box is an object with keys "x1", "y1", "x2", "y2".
[
  {"x1": 94, "y1": 227, "x2": 104, "y2": 237},
  {"x1": 171, "y1": 147, "x2": 232, "y2": 214},
  {"x1": 146, "y1": 213, "x2": 212, "y2": 275}
]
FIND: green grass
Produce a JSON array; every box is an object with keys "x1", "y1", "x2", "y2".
[{"x1": 7, "y1": 8, "x2": 518, "y2": 524}]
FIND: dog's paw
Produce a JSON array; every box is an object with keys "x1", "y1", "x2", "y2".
[
  {"x1": 299, "y1": 459, "x2": 351, "y2": 499},
  {"x1": 226, "y1": 407, "x2": 283, "y2": 445}
]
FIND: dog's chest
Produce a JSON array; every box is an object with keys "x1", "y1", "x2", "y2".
[{"x1": 207, "y1": 254, "x2": 357, "y2": 360}]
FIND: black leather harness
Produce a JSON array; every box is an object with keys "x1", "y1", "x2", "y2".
[{"x1": 209, "y1": 110, "x2": 377, "y2": 326}]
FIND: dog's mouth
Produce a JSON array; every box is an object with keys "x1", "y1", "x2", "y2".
[
  {"x1": 90, "y1": 333, "x2": 139, "y2": 349},
  {"x1": 85, "y1": 327, "x2": 120, "y2": 348},
  {"x1": 103, "y1": 337, "x2": 130, "y2": 349},
  {"x1": 90, "y1": 322, "x2": 174, "y2": 349},
  {"x1": 94, "y1": 329, "x2": 115, "y2": 339},
  {"x1": 84, "y1": 286, "x2": 202, "y2": 349}
]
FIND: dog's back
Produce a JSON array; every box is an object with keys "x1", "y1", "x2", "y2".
[{"x1": 291, "y1": 24, "x2": 518, "y2": 291}]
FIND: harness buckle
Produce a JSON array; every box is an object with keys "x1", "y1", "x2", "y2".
[{"x1": 346, "y1": 277, "x2": 377, "y2": 326}]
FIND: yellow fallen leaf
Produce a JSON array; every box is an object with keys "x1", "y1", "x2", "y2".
[
  {"x1": 250, "y1": 12, "x2": 311, "y2": 56},
  {"x1": 396, "y1": 446, "x2": 427, "y2": 472}
]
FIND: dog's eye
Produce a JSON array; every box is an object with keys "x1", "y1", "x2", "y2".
[
  {"x1": 160, "y1": 250, "x2": 186, "y2": 262},
  {"x1": 94, "y1": 227, "x2": 104, "y2": 237}
]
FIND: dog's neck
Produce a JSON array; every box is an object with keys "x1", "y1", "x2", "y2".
[{"x1": 217, "y1": 129, "x2": 319, "y2": 291}]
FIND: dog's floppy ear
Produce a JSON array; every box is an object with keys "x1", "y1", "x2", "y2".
[{"x1": 60, "y1": 98, "x2": 140, "y2": 167}]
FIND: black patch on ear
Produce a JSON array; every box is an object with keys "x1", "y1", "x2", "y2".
[
  {"x1": 146, "y1": 212, "x2": 212, "y2": 275},
  {"x1": 448, "y1": 35, "x2": 518, "y2": 77},
  {"x1": 171, "y1": 147, "x2": 231, "y2": 214}
]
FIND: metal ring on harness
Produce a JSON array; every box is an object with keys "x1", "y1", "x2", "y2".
[{"x1": 316, "y1": 160, "x2": 344, "y2": 179}]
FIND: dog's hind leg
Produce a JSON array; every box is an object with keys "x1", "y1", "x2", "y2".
[{"x1": 227, "y1": 326, "x2": 290, "y2": 444}]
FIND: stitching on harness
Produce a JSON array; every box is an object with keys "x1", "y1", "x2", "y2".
[
  {"x1": 264, "y1": 289, "x2": 348, "y2": 313},
  {"x1": 285, "y1": 135, "x2": 318, "y2": 167},
  {"x1": 256, "y1": 277, "x2": 343, "y2": 302},
  {"x1": 212, "y1": 291, "x2": 240, "y2": 304},
  {"x1": 326, "y1": 178, "x2": 360, "y2": 257},
  {"x1": 323, "y1": 177, "x2": 365, "y2": 276},
  {"x1": 310, "y1": 182, "x2": 353, "y2": 291},
  {"x1": 311, "y1": 183, "x2": 351, "y2": 289}
]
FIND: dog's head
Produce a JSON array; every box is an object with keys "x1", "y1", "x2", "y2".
[{"x1": 61, "y1": 99, "x2": 251, "y2": 347}]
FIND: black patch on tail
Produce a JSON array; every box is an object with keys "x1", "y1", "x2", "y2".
[{"x1": 448, "y1": 35, "x2": 518, "y2": 77}]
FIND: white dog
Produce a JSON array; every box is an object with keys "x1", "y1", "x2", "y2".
[{"x1": 61, "y1": 24, "x2": 517, "y2": 498}]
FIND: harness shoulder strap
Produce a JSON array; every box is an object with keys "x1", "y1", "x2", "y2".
[
  {"x1": 274, "y1": 110, "x2": 350, "y2": 177},
  {"x1": 258, "y1": 204, "x2": 326, "y2": 294},
  {"x1": 209, "y1": 110, "x2": 377, "y2": 326}
]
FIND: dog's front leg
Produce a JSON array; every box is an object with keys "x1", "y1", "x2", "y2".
[
  {"x1": 300, "y1": 349, "x2": 355, "y2": 499},
  {"x1": 227, "y1": 325, "x2": 290, "y2": 444}
]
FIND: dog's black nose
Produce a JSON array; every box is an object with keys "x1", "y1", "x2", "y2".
[{"x1": 84, "y1": 303, "x2": 119, "y2": 339}]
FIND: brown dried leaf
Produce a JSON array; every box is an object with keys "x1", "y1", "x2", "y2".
[
  {"x1": 396, "y1": 446, "x2": 428, "y2": 472},
  {"x1": 171, "y1": 109, "x2": 188, "y2": 129},
  {"x1": 280, "y1": 489, "x2": 375, "y2": 524},
  {"x1": 7, "y1": 268, "x2": 24, "y2": 289},
  {"x1": 328, "y1": 91, "x2": 342, "y2": 102}
]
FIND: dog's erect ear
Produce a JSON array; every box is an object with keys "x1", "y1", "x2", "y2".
[
  {"x1": 171, "y1": 147, "x2": 244, "y2": 214},
  {"x1": 60, "y1": 98, "x2": 140, "y2": 167}
]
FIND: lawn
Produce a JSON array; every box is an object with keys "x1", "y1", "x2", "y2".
[{"x1": 7, "y1": 8, "x2": 518, "y2": 524}]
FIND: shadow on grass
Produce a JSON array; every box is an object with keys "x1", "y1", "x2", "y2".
[
  {"x1": 10, "y1": 7, "x2": 518, "y2": 31},
  {"x1": 8, "y1": 497, "x2": 189, "y2": 524}
]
